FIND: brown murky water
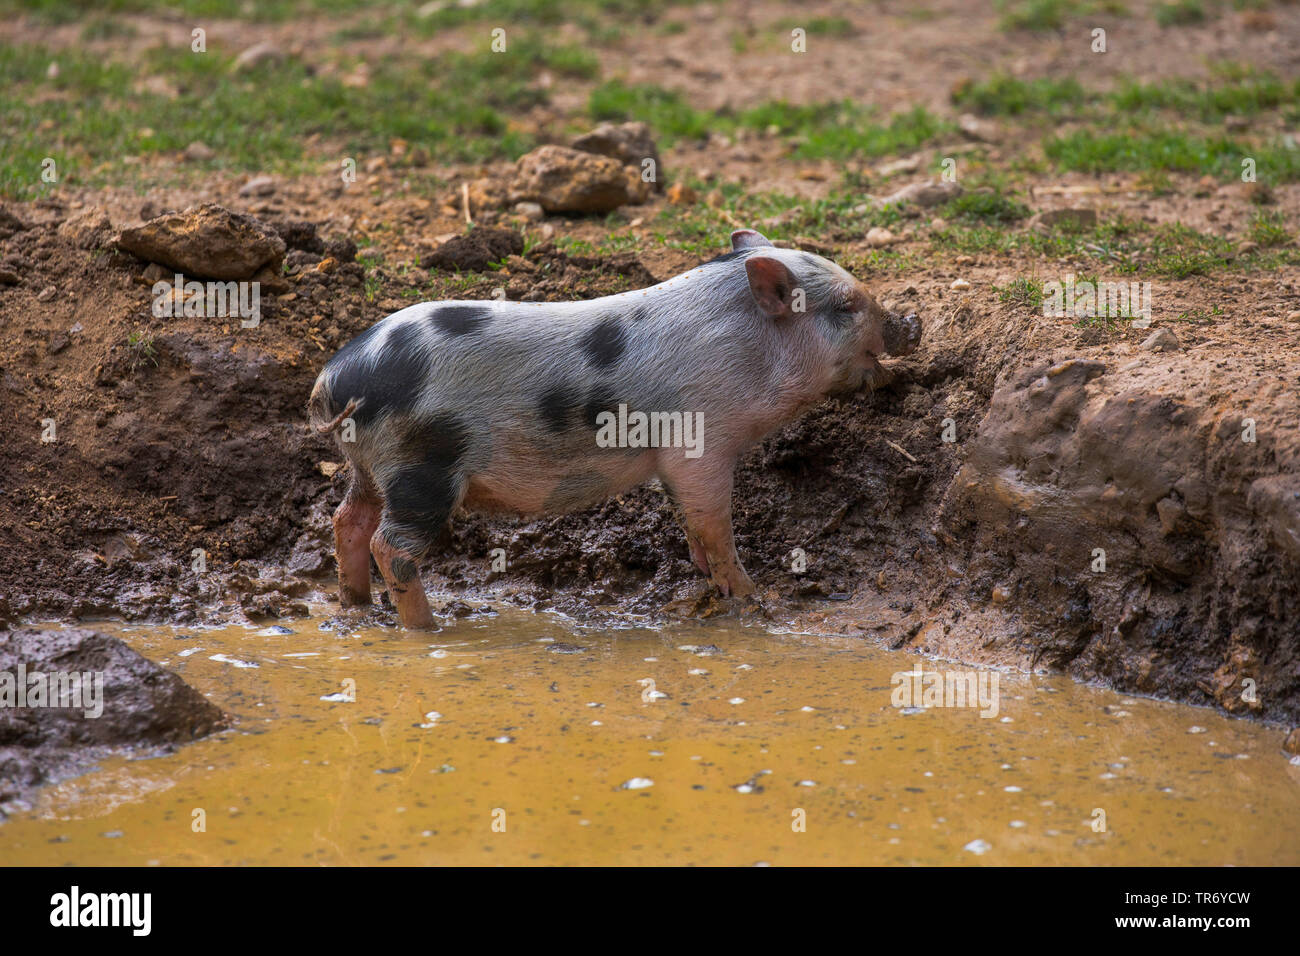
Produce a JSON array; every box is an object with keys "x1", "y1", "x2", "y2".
[{"x1": 3, "y1": 605, "x2": 1298, "y2": 865}]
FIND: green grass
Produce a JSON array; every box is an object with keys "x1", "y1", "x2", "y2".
[
  {"x1": 1111, "y1": 72, "x2": 1300, "y2": 120},
  {"x1": 0, "y1": 36, "x2": 601, "y2": 197},
  {"x1": 589, "y1": 81, "x2": 953, "y2": 159},
  {"x1": 996, "y1": 276, "x2": 1045, "y2": 310},
  {"x1": 1043, "y1": 127, "x2": 1300, "y2": 182},
  {"x1": 773, "y1": 16, "x2": 857, "y2": 36},
  {"x1": 952, "y1": 74, "x2": 1086, "y2": 115},
  {"x1": 939, "y1": 191, "x2": 1032, "y2": 224},
  {"x1": 954, "y1": 70, "x2": 1300, "y2": 121},
  {"x1": 929, "y1": 216, "x2": 1295, "y2": 278},
  {"x1": 1247, "y1": 210, "x2": 1293, "y2": 248},
  {"x1": 1154, "y1": 0, "x2": 1208, "y2": 27},
  {"x1": 997, "y1": 0, "x2": 1071, "y2": 31}
]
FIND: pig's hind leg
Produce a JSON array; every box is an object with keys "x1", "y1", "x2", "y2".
[
  {"x1": 369, "y1": 431, "x2": 469, "y2": 628},
  {"x1": 333, "y1": 481, "x2": 381, "y2": 607}
]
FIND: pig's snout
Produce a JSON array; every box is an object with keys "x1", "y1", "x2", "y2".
[{"x1": 882, "y1": 311, "x2": 921, "y2": 356}]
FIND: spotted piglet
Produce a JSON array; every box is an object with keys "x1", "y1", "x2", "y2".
[{"x1": 309, "y1": 228, "x2": 920, "y2": 628}]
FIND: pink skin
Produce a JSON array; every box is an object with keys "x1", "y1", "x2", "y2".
[
  {"x1": 370, "y1": 529, "x2": 435, "y2": 629},
  {"x1": 333, "y1": 493, "x2": 380, "y2": 607},
  {"x1": 657, "y1": 449, "x2": 754, "y2": 597}
]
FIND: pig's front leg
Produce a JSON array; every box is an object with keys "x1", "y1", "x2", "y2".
[{"x1": 660, "y1": 460, "x2": 755, "y2": 599}]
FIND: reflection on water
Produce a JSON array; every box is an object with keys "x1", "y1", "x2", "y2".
[{"x1": 3, "y1": 605, "x2": 1298, "y2": 865}]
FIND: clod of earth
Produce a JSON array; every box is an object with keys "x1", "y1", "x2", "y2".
[
  {"x1": 510, "y1": 144, "x2": 636, "y2": 214},
  {"x1": 571, "y1": 120, "x2": 665, "y2": 193},
  {"x1": 115, "y1": 202, "x2": 287, "y2": 281}
]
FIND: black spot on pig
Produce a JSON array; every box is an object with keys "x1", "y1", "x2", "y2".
[
  {"x1": 326, "y1": 320, "x2": 429, "y2": 428},
  {"x1": 429, "y1": 304, "x2": 491, "y2": 338},
  {"x1": 380, "y1": 412, "x2": 469, "y2": 555},
  {"x1": 390, "y1": 556, "x2": 418, "y2": 583},
  {"x1": 583, "y1": 385, "x2": 620, "y2": 431},
  {"x1": 582, "y1": 317, "x2": 626, "y2": 369},
  {"x1": 627, "y1": 306, "x2": 649, "y2": 322},
  {"x1": 539, "y1": 384, "x2": 581, "y2": 434}
]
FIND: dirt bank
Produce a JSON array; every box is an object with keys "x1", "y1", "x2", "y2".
[{"x1": 0, "y1": 196, "x2": 1297, "y2": 726}]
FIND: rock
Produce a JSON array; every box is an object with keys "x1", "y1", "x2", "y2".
[
  {"x1": 991, "y1": 584, "x2": 1012, "y2": 604},
  {"x1": 0, "y1": 628, "x2": 229, "y2": 814},
  {"x1": 513, "y1": 201, "x2": 545, "y2": 222},
  {"x1": 958, "y1": 113, "x2": 1000, "y2": 143},
  {"x1": 37, "y1": 285, "x2": 56, "y2": 302},
  {"x1": 1139, "y1": 328, "x2": 1180, "y2": 352},
  {"x1": 232, "y1": 41, "x2": 283, "y2": 72},
  {"x1": 510, "y1": 145, "x2": 631, "y2": 214},
  {"x1": 1028, "y1": 208, "x2": 1098, "y2": 232},
  {"x1": 1286, "y1": 310, "x2": 1300, "y2": 323},
  {"x1": 667, "y1": 182, "x2": 698, "y2": 205},
  {"x1": 1284, "y1": 728, "x2": 1300, "y2": 755},
  {"x1": 950, "y1": 278, "x2": 971, "y2": 291},
  {"x1": 623, "y1": 167, "x2": 653, "y2": 204},
  {"x1": 866, "y1": 226, "x2": 897, "y2": 247},
  {"x1": 420, "y1": 225, "x2": 524, "y2": 272},
  {"x1": 571, "y1": 121, "x2": 663, "y2": 192},
  {"x1": 876, "y1": 155, "x2": 921, "y2": 176},
  {"x1": 1235, "y1": 241, "x2": 1259, "y2": 256},
  {"x1": 238, "y1": 175, "x2": 276, "y2": 197},
  {"x1": 878, "y1": 179, "x2": 962, "y2": 208},
  {"x1": 115, "y1": 202, "x2": 287, "y2": 281},
  {"x1": 57, "y1": 206, "x2": 114, "y2": 250},
  {"x1": 183, "y1": 141, "x2": 215, "y2": 162}
]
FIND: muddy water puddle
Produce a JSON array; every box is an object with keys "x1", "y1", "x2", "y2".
[{"x1": 3, "y1": 606, "x2": 1298, "y2": 865}]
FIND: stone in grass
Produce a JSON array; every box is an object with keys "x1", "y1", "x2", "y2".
[
  {"x1": 1028, "y1": 208, "x2": 1098, "y2": 232},
  {"x1": 1139, "y1": 327, "x2": 1181, "y2": 352},
  {"x1": 510, "y1": 145, "x2": 631, "y2": 215}
]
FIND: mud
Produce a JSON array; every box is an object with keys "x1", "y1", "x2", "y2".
[
  {"x1": 3, "y1": 612, "x2": 1297, "y2": 865},
  {"x1": 1, "y1": 200, "x2": 1298, "y2": 732}
]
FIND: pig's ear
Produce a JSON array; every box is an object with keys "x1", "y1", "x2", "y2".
[
  {"x1": 745, "y1": 256, "x2": 798, "y2": 320},
  {"x1": 731, "y1": 229, "x2": 773, "y2": 250}
]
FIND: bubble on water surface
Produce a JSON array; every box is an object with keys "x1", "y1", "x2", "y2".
[{"x1": 210, "y1": 654, "x2": 258, "y2": 669}]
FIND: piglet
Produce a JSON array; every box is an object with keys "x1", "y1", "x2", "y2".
[{"x1": 310, "y1": 228, "x2": 920, "y2": 627}]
